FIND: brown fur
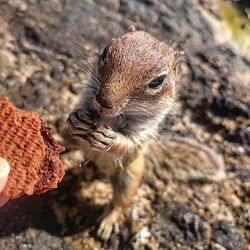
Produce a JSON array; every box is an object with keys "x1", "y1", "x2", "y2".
[
  {"x1": 68, "y1": 26, "x2": 224, "y2": 241},
  {"x1": 69, "y1": 27, "x2": 180, "y2": 240},
  {"x1": 97, "y1": 30, "x2": 180, "y2": 115}
]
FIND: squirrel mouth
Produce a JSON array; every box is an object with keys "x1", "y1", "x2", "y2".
[
  {"x1": 99, "y1": 108, "x2": 122, "y2": 119},
  {"x1": 86, "y1": 104, "x2": 121, "y2": 123},
  {"x1": 92, "y1": 99, "x2": 127, "y2": 119}
]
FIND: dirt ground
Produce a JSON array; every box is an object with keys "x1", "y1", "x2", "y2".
[{"x1": 0, "y1": 0, "x2": 249, "y2": 249}]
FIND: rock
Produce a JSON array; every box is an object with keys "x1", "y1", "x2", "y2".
[
  {"x1": 170, "y1": 204, "x2": 211, "y2": 244},
  {"x1": 0, "y1": 50, "x2": 16, "y2": 80},
  {"x1": 150, "y1": 203, "x2": 211, "y2": 248},
  {"x1": 50, "y1": 68, "x2": 62, "y2": 81},
  {"x1": 212, "y1": 220, "x2": 245, "y2": 250},
  {"x1": 120, "y1": 1, "x2": 159, "y2": 25},
  {"x1": 0, "y1": 229, "x2": 74, "y2": 250}
]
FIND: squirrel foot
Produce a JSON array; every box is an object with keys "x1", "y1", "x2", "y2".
[{"x1": 97, "y1": 204, "x2": 121, "y2": 241}]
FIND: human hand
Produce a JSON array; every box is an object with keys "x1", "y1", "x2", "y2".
[{"x1": 0, "y1": 157, "x2": 10, "y2": 207}]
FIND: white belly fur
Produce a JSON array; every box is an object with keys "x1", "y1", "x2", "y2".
[{"x1": 82, "y1": 144, "x2": 123, "y2": 176}]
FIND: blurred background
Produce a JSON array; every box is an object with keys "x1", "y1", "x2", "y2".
[{"x1": 0, "y1": 0, "x2": 249, "y2": 249}]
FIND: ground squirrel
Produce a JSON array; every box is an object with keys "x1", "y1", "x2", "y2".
[{"x1": 67, "y1": 26, "x2": 225, "y2": 240}]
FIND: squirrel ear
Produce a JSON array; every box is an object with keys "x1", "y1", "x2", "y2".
[
  {"x1": 127, "y1": 25, "x2": 136, "y2": 33},
  {"x1": 172, "y1": 51, "x2": 183, "y2": 76}
]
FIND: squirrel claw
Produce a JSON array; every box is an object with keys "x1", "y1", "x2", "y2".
[
  {"x1": 87, "y1": 125, "x2": 117, "y2": 152},
  {"x1": 97, "y1": 205, "x2": 120, "y2": 241},
  {"x1": 67, "y1": 110, "x2": 91, "y2": 140},
  {"x1": 68, "y1": 110, "x2": 93, "y2": 131}
]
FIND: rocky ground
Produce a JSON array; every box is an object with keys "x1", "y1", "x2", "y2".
[{"x1": 0, "y1": 0, "x2": 249, "y2": 249}]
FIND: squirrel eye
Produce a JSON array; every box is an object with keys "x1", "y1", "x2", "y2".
[
  {"x1": 148, "y1": 74, "x2": 167, "y2": 89},
  {"x1": 100, "y1": 47, "x2": 108, "y2": 63}
]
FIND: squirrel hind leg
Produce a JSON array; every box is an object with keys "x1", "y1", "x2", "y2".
[{"x1": 97, "y1": 156, "x2": 144, "y2": 240}]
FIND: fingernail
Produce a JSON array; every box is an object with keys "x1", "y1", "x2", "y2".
[{"x1": 0, "y1": 157, "x2": 10, "y2": 178}]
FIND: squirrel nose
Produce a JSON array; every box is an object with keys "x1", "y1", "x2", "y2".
[{"x1": 96, "y1": 94, "x2": 113, "y2": 110}]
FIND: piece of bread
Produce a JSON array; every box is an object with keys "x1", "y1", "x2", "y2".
[{"x1": 0, "y1": 96, "x2": 65, "y2": 199}]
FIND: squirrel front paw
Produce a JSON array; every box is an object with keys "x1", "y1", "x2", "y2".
[
  {"x1": 68, "y1": 109, "x2": 95, "y2": 132},
  {"x1": 68, "y1": 110, "x2": 117, "y2": 151},
  {"x1": 86, "y1": 125, "x2": 117, "y2": 151}
]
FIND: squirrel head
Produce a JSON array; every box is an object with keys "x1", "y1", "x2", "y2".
[{"x1": 83, "y1": 26, "x2": 181, "y2": 123}]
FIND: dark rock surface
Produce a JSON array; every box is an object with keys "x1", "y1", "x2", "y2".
[
  {"x1": 0, "y1": 0, "x2": 249, "y2": 249},
  {"x1": 212, "y1": 220, "x2": 245, "y2": 250}
]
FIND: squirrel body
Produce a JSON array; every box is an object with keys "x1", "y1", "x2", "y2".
[{"x1": 68, "y1": 26, "x2": 225, "y2": 240}]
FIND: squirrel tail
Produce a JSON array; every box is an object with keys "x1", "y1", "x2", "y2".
[{"x1": 144, "y1": 136, "x2": 225, "y2": 183}]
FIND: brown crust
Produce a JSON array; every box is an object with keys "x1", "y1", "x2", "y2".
[
  {"x1": 34, "y1": 122, "x2": 65, "y2": 194},
  {"x1": 0, "y1": 97, "x2": 65, "y2": 199}
]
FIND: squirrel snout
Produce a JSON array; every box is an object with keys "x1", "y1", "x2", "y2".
[{"x1": 94, "y1": 94, "x2": 114, "y2": 114}]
